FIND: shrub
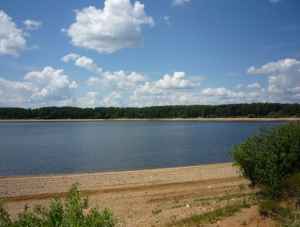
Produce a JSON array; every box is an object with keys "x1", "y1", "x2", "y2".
[
  {"x1": 228, "y1": 121, "x2": 300, "y2": 199},
  {"x1": 0, "y1": 182, "x2": 117, "y2": 227}
]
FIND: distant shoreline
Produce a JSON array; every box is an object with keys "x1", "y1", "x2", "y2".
[{"x1": 0, "y1": 117, "x2": 299, "y2": 122}]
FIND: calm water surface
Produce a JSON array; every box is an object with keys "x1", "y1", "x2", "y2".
[{"x1": 0, "y1": 121, "x2": 286, "y2": 176}]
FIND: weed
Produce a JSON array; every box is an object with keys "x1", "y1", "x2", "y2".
[
  {"x1": 152, "y1": 209, "x2": 162, "y2": 215},
  {"x1": 171, "y1": 205, "x2": 183, "y2": 209},
  {"x1": 168, "y1": 202, "x2": 251, "y2": 226}
]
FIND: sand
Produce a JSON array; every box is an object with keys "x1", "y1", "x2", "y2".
[{"x1": 0, "y1": 163, "x2": 276, "y2": 226}]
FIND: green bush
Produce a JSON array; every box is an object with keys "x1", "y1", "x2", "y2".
[
  {"x1": 0, "y1": 183, "x2": 117, "y2": 227},
  {"x1": 228, "y1": 121, "x2": 300, "y2": 199}
]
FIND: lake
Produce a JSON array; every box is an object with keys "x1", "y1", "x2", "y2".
[{"x1": 0, "y1": 121, "x2": 286, "y2": 176}]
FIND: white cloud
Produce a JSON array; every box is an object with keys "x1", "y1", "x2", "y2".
[
  {"x1": 102, "y1": 70, "x2": 148, "y2": 90},
  {"x1": 247, "y1": 83, "x2": 261, "y2": 89},
  {"x1": 100, "y1": 92, "x2": 123, "y2": 107},
  {"x1": 77, "y1": 92, "x2": 102, "y2": 108},
  {"x1": 247, "y1": 58, "x2": 299, "y2": 75},
  {"x1": 154, "y1": 72, "x2": 201, "y2": 89},
  {"x1": 172, "y1": 0, "x2": 190, "y2": 6},
  {"x1": 62, "y1": 54, "x2": 148, "y2": 90},
  {"x1": 129, "y1": 72, "x2": 203, "y2": 106},
  {"x1": 61, "y1": 53, "x2": 80, "y2": 62},
  {"x1": 63, "y1": 0, "x2": 154, "y2": 53},
  {"x1": 133, "y1": 82, "x2": 167, "y2": 96},
  {"x1": 75, "y1": 56, "x2": 103, "y2": 76},
  {"x1": 0, "y1": 10, "x2": 27, "y2": 57},
  {"x1": 164, "y1": 15, "x2": 170, "y2": 25},
  {"x1": 129, "y1": 85, "x2": 268, "y2": 107},
  {"x1": 236, "y1": 84, "x2": 243, "y2": 89},
  {"x1": 22, "y1": 19, "x2": 42, "y2": 30},
  {"x1": 230, "y1": 73, "x2": 237, "y2": 77},
  {"x1": 270, "y1": 0, "x2": 281, "y2": 3},
  {"x1": 0, "y1": 67, "x2": 78, "y2": 107},
  {"x1": 24, "y1": 67, "x2": 77, "y2": 100},
  {"x1": 248, "y1": 58, "x2": 300, "y2": 99},
  {"x1": 0, "y1": 77, "x2": 38, "y2": 106}
]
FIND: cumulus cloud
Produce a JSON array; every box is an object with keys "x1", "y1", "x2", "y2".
[
  {"x1": 62, "y1": 53, "x2": 106, "y2": 77},
  {"x1": 133, "y1": 82, "x2": 166, "y2": 96},
  {"x1": 270, "y1": 0, "x2": 281, "y2": 3},
  {"x1": 77, "y1": 92, "x2": 102, "y2": 108},
  {"x1": 129, "y1": 72, "x2": 203, "y2": 106},
  {"x1": 61, "y1": 53, "x2": 80, "y2": 62},
  {"x1": 172, "y1": 0, "x2": 190, "y2": 6},
  {"x1": 0, "y1": 77, "x2": 37, "y2": 92},
  {"x1": 24, "y1": 67, "x2": 78, "y2": 100},
  {"x1": 0, "y1": 10, "x2": 27, "y2": 57},
  {"x1": 0, "y1": 67, "x2": 77, "y2": 107},
  {"x1": 63, "y1": 0, "x2": 154, "y2": 53},
  {"x1": 154, "y1": 72, "x2": 202, "y2": 89},
  {"x1": 22, "y1": 19, "x2": 42, "y2": 30},
  {"x1": 62, "y1": 54, "x2": 148, "y2": 89},
  {"x1": 236, "y1": 84, "x2": 243, "y2": 89},
  {"x1": 100, "y1": 91, "x2": 123, "y2": 107},
  {"x1": 101, "y1": 70, "x2": 148, "y2": 90},
  {"x1": 247, "y1": 83, "x2": 261, "y2": 89},
  {"x1": 247, "y1": 58, "x2": 300, "y2": 100},
  {"x1": 129, "y1": 85, "x2": 267, "y2": 107}
]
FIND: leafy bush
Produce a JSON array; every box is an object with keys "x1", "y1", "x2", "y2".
[
  {"x1": 228, "y1": 121, "x2": 300, "y2": 199},
  {"x1": 0, "y1": 183, "x2": 117, "y2": 227}
]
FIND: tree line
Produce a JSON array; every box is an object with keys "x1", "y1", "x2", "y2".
[{"x1": 0, "y1": 103, "x2": 299, "y2": 120}]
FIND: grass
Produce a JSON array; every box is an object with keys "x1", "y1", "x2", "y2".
[
  {"x1": 171, "y1": 205, "x2": 184, "y2": 209},
  {"x1": 165, "y1": 183, "x2": 299, "y2": 226},
  {"x1": 152, "y1": 209, "x2": 162, "y2": 215},
  {"x1": 259, "y1": 198, "x2": 300, "y2": 226},
  {"x1": 168, "y1": 202, "x2": 251, "y2": 226},
  {"x1": 166, "y1": 187, "x2": 256, "y2": 227}
]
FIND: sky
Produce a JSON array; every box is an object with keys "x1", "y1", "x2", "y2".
[{"x1": 0, "y1": 0, "x2": 300, "y2": 108}]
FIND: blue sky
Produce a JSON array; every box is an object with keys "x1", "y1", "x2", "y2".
[{"x1": 0, "y1": 0, "x2": 299, "y2": 108}]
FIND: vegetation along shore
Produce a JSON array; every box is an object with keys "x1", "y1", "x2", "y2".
[{"x1": 1, "y1": 103, "x2": 300, "y2": 120}]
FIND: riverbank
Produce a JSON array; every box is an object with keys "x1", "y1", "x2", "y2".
[
  {"x1": 0, "y1": 117, "x2": 299, "y2": 122},
  {"x1": 0, "y1": 163, "x2": 274, "y2": 226}
]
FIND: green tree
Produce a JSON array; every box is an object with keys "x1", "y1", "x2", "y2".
[{"x1": 228, "y1": 121, "x2": 300, "y2": 199}]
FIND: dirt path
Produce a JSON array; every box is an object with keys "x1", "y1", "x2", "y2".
[{"x1": 0, "y1": 163, "x2": 273, "y2": 226}]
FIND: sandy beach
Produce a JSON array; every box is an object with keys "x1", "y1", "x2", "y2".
[{"x1": 0, "y1": 163, "x2": 274, "y2": 226}]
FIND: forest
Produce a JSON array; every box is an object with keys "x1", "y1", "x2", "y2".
[{"x1": 0, "y1": 103, "x2": 300, "y2": 120}]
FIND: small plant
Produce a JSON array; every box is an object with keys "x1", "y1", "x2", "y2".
[
  {"x1": 239, "y1": 184, "x2": 245, "y2": 194},
  {"x1": 0, "y1": 182, "x2": 117, "y2": 227},
  {"x1": 242, "y1": 219, "x2": 247, "y2": 225},
  {"x1": 171, "y1": 205, "x2": 183, "y2": 209},
  {"x1": 152, "y1": 209, "x2": 162, "y2": 215},
  {"x1": 225, "y1": 190, "x2": 230, "y2": 206}
]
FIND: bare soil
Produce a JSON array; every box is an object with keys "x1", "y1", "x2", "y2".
[{"x1": 0, "y1": 163, "x2": 274, "y2": 226}]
